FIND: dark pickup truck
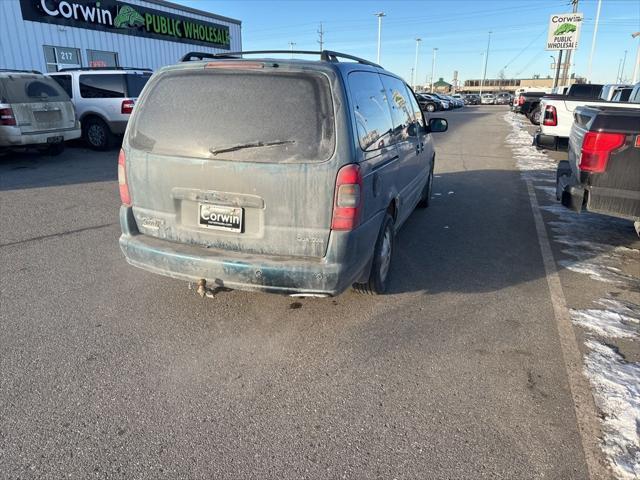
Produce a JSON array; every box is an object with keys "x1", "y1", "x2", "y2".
[
  {"x1": 556, "y1": 105, "x2": 640, "y2": 235},
  {"x1": 514, "y1": 91, "x2": 546, "y2": 124}
]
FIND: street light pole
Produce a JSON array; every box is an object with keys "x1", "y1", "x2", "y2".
[
  {"x1": 413, "y1": 38, "x2": 422, "y2": 88},
  {"x1": 288, "y1": 41, "x2": 296, "y2": 59},
  {"x1": 619, "y1": 50, "x2": 628, "y2": 82},
  {"x1": 586, "y1": 0, "x2": 602, "y2": 83},
  {"x1": 430, "y1": 47, "x2": 438, "y2": 93},
  {"x1": 374, "y1": 12, "x2": 385, "y2": 64},
  {"x1": 632, "y1": 32, "x2": 640, "y2": 84},
  {"x1": 479, "y1": 31, "x2": 492, "y2": 96}
]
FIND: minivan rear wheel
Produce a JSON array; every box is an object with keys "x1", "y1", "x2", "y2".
[
  {"x1": 353, "y1": 213, "x2": 394, "y2": 295},
  {"x1": 83, "y1": 117, "x2": 114, "y2": 150}
]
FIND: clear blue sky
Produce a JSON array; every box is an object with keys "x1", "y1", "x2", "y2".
[{"x1": 176, "y1": 0, "x2": 639, "y2": 85}]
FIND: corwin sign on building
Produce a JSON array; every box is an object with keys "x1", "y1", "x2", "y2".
[{"x1": 19, "y1": 0, "x2": 231, "y2": 49}]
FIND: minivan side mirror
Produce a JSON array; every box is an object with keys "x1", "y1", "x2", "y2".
[{"x1": 428, "y1": 118, "x2": 448, "y2": 133}]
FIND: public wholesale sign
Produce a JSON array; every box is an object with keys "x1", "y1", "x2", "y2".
[
  {"x1": 19, "y1": 0, "x2": 231, "y2": 49},
  {"x1": 546, "y1": 13, "x2": 583, "y2": 51}
]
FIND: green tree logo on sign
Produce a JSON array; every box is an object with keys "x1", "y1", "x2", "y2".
[
  {"x1": 554, "y1": 23, "x2": 577, "y2": 35},
  {"x1": 114, "y1": 5, "x2": 145, "y2": 28}
]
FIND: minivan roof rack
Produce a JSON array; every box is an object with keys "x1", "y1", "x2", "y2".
[
  {"x1": 180, "y1": 50, "x2": 382, "y2": 68},
  {"x1": 0, "y1": 68, "x2": 42, "y2": 74},
  {"x1": 56, "y1": 67, "x2": 152, "y2": 72}
]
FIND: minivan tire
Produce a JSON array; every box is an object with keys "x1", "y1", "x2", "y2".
[
  {"x1": 353, "y1": 213, "x2": 395, "y2": 295},
  {"x1": 417, "y1": 161, "x2": 434, "y2": 208},
  {"x1": 83, "y1": 117, "x2": 114, "y2": 150}
]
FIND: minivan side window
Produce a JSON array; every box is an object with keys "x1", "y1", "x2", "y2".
[
  {"x1": 348, "y1": 71, "x2": 395, "y2": 151},
  {"x1": 51, "y1": 75, "x2": 72, "y2": 98},
  {"x1": 379, "y1": 75, "x2": 414, "y2": 144},
  {"x1": 403, "y1": 84, "x2": 425, "y2": 134},
  {"x1": 79, "y1": 74, "x2": 125, "y2": 98}
]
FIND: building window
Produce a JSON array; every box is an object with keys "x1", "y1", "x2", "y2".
[
  {"x1": 87, "y1": 50, "x2": 119, "y2": 68},
  {"x1": 43, "y1": 46, "x2": 81, "y2": 72}
]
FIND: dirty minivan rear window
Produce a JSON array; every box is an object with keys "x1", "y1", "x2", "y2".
[{"x1": 130, "y1": 70, "x2": 335, "y2": 163}]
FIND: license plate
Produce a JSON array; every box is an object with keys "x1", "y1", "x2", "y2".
[
  {"x1": 46, "y1": 136, "x2": 63, "y2": 144},
  {"x1": 199, "y1": 204, "x2": 243, "y2": 232}
]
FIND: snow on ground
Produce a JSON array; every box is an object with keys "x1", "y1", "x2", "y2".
[
  {"x1": 571, "y1": 298, "x2": 639, "y2": 340},
  {"x1": 583, "y1": 340, "x2": 640, "y2": 479},
  {"x1": 504, "y1": 112, "x2": 640, "y2": 479}
]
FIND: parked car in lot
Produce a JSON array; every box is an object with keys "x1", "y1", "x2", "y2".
[
  {"x1": 49, "y1": 67, "x2": 151, "y2": 150},
  {"x1": 514, "y1": 91, "x2": 546, "y2": 124},
  {"x1": 556, "y1": 105, "x2": 640, "y2": 235},
  {"x1": 450, "y1": 94, "x2": 465, "y2": 107},
  {"x1": 429, "y1": 93, "x2": 452, "y2": 110},
  {"x1": 118, "y1": 50, "x2": 449, "y2": 296},
  {"x1": 0, "y1": 69, "x2": 80, "y2": 154},
  {"x1": 450, "y1": 95, "x2": 464, "y2": 108},
  {"x1": 417, "y1": 92, "x2": 442, "y2": 112},
  {"x1": 464, "y1": 94, "x2": 480, "y2": 105},
  {"x1": 494, "y1": 92, "x2": 511, "y2": 105},
  {"x1": 481, "y1": 93, "x2": 495, "y2": 104}
]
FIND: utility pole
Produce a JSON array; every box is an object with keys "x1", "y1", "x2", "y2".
[
  {"x1": 317, "y1": 23, "x2": 324, "y2": 51},
  {"x1": 413, "y1": 38, "x2": 422, "y2": 88},
  {"x1": 288, "y1": 41, "x2": 296, "y2": 59},
  {"x1": 586, "y1": 0, "x2": 601, "y2": 83},
  {"x1": 374, "y1": 12, "x2": 385, "y2": 64},
  {"x1": 619, "y1": 50, "x2": 628, "y2": 82},
  {"x1": 554, "y1": 50, "x2": 563, "y2": 90},
  {"x1": 561, "y1": 0, "x2": 579, "y2": 86},
  {"x1": 479, "y1": 31, "x2": 492, "y2": 96},
  {"x1": 430, "y1": 47, "x2": 438, "y2": 93},
  {"x1": 632, "y1": 32, "x2": 640, "y2": 84}
]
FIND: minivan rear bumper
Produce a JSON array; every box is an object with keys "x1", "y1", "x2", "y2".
[{"x1": 119, "y1": 206, "x2": 379, "y2": 296}]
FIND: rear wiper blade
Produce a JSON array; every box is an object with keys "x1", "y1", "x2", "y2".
[{"x1": 209, "y1": 140, "x2": 295, "y2": 156}]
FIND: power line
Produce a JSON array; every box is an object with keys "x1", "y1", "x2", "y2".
[{"x1": 502, "y1": 29, "x2": 547, "y2": 70}]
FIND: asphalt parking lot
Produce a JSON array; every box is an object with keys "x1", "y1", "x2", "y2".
[{"x1": 1, "y1": 106, "x2": 638, "y2": 479}]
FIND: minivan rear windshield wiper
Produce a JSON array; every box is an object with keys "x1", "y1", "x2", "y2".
[{"x1": 209, "y1": 140, "x2": 295, "y2": 156}]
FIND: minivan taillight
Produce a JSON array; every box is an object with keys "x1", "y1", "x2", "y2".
[
  {"x1": 121, "y1": 99, "x2": 135, "y2": 114},
  {"x1": 118, "y1": 149, "x2": 131, "y2": 205},
  {"x1": 331, "y1": 164, "x2": 363, "y2": 231},
  {"x1": 543, "y1": 105, "x2": 557, "y2": 126},
  {"x1": 579, "y1": 132, "x2": 626, "y2": 173},
  {"x1": 0, "y1": 107, "x2": 16, "y2": 126},
  {"x1": 518, "y1": 96, "x2": 525, "y2": 106}
]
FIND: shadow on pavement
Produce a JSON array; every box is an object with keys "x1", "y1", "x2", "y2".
[
  {"x1": 388, "y1": 168, "x2": 638, "y2": 295},
  {"x1": 0, "y1": 144, "x2": 118, "y2": 191}
]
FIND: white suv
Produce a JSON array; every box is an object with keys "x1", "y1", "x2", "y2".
[
  {"x1": 0, "y1": 69, "x2": 80, "y2": 154},
  {"x1": 48, "y1": 68, "x2": 151, "y2": 150}
]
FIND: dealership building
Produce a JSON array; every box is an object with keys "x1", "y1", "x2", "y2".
[{"x1": 0, "y1": 0, "x2": 242, "y2": 72}]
